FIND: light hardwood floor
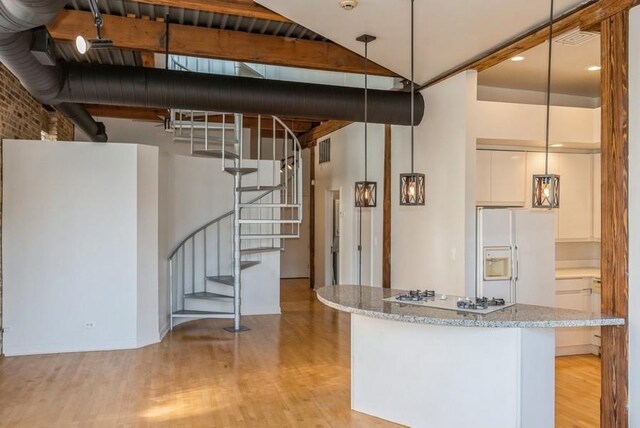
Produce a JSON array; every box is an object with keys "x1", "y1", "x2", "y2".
[{"x1": 0, "y1": 279, "x2": 600, "y2": 427}]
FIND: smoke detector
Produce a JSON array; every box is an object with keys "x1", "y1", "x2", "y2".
[{"x1": 339, "y1": 0, "x2": 358, "y2": 11}]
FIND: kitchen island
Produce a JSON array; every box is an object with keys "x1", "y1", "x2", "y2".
[{"x1": 317, "y1": 285, "x2": 624, "y2": 428}]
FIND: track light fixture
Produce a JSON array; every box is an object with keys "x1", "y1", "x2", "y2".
[{"x1": 75, "y1": 0, "x2": 113, "y2": 54}]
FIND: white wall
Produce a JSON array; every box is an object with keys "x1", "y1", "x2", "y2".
[
  {"x1": 2, "y1": 140, "x2": 159, "y2": 356},
  {"x1": 477, "y1": 85, "x2": 601, "y2": 109},
  {"x1": 280, "y1": 148, "x2": 310, "y2": 278},
  {"x1": 313, "y1": 123, "x2": 385, "y2": 288},
  {"x1": 476, "y1": 101, "x2": 600, "y2": 145},
  {"x1": 628, "y1": 7, "x2": 640, "y2": 425},
  {"x1": 391, "y1": 71, "x2": 478, "y2": 295},
  {"x1": 79, "y1": 117, "x2": 283, "y2": 327},
  {"x1": 136, "y1": 145, "x2": 160, "y2": 347}
]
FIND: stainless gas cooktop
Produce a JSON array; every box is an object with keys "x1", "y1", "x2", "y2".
[{"x1": 384, "y1": 291, "x2": 515, "y2": 315}]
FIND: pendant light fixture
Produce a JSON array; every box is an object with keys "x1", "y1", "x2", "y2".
[
  {"x1": 532, "y1": 0, "x2": 560, "y2": 209},
  {"x1": 399, "y1": 0, "x2": 425, "y2": 206},
  {"x1": 354, "y1": 34, "x2": 377, "y2": 208}
]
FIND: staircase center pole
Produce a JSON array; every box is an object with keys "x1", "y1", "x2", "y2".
[{"x1": 233, "y1": 170, "x2": 242, "y2": 331}]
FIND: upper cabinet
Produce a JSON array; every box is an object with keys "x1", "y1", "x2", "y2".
[
  {"x1": 525, "y1": 152, "x2": 593, "y2": 241},
  {"x1": 476, "y1": 150, "x2": 526, "y2": 206},
  {"x1": 593, "y1": 154, "x2": 601, "y2": 240}
]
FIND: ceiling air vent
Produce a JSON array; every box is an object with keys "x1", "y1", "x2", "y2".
[
  {"x1": 553, "y1": 29, "x2": 598, "y2": 46},
  {"x1": 319, "y1": 138, "x2": 331, "y2": 164}
]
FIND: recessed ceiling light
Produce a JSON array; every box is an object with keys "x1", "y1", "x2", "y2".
[
  {"x1": 586, "y1": 65, "x2": 602, "y2": 72},
  {"x1": 511, "y1": 56, "x2": 525, "y2": 62},
  {"x1": 551, "y1": 143, "x2": 564, "y2": 147}
]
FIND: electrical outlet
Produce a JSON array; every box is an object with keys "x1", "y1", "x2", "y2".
[{"x1": 84, "y1": 322, "x2": 96, "y2": 329}]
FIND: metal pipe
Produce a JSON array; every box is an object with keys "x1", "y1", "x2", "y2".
[{"x1": 59, "y1": 63, "x2": 425, "y2": 126}]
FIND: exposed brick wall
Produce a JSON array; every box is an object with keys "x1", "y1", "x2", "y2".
[
  {"x1": 46, "y1": 111, "x2": 75, "y2": 141},
  {"x1": 0, "y1": 64, "x2": 76, "y2": 354}
]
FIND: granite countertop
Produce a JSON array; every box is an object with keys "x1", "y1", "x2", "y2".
[
  {"x1": 555, "y1": 267, "x2": 601, "y2": 280},
  {"x1": 316, "y1": 285, "x2": 624, "y2": 329}
]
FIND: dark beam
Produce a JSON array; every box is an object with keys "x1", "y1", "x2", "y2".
[{"x1": 383, "y1": 124, "x2": 391, "y2": 288}]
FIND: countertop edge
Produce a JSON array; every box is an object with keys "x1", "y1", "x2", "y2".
[{"x1": 316, "y1": 290, "x2": 625, "y2": 329}]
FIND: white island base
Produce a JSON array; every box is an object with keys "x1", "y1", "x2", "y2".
[{"x1": 351, "y1": 314, "x2": 555, "y2": 428}]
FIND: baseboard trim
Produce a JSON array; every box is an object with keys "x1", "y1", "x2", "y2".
[
  {"x1": 556, "y1": 344, "x2": 599, "y2": 356},
  {"x1": 159, "y1": 322, "x2": 170, "y2": 341}
]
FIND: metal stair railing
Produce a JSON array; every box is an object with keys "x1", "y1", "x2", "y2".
[{"x1": 167, "y1": 111, "x2": 303, "y2": 331}]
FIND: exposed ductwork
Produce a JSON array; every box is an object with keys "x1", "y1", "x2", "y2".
[
  {"x1": 0, "y1": 0, "x2": 424, "y2": 141},
  {"x1": 0, "y1": 0, "x2": 107, "y2": 142},
  {"x1": 57, "y1": 63, "x2": 424, "y2": 126}
]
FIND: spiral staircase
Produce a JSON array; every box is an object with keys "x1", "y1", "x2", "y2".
[{"x1": 167, "y1": 109, "x2": 303, "y2": 332}]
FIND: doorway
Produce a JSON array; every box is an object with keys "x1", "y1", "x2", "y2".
[{"x1": 325, "y1": 190, "x2": 340, "y2": 286}]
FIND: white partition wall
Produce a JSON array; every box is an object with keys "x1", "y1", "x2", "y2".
[
  {"x1": 2, "y1": 140, "x2": 159, "y2": 355},
  {"x1": 391, "y1": 71, "x2": 478, "y2": 295}
]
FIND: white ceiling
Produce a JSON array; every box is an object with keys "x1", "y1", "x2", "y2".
[
  {"x1": 478, "y1": 35, "x2": 601, "y2": 98},
  {"x1": 257, "y1": 0, "x2": 590, "y2": 84}
]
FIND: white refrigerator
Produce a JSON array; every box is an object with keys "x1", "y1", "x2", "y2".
[{"x1": 475, "y1": 207, "x2": 555, "y2": 306}]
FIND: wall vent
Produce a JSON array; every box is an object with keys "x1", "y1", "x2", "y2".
[
  {"x1": 553, "y1": 29, "x2": 598, "y2": 46},
  {"x1": 319, "y1": 138, "x2": 331, "y2": 164}
]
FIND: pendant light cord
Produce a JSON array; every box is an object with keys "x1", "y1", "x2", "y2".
[
  {"x1": 544, "y1": 0, "x2": 554, "y2": 175},
  {"x1": 364, "y1": 40, "x2": 369, "y2": 182},
  {"x1": 358, "y1": 39, "x2": 370, "y2": 286},
  {"x1": 410, "y1": 0, "x2": 415, "y2": 174}
]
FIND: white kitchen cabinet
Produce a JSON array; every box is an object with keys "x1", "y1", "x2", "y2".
[
  {"x1": 555, "y1": 278, "x2": 593, "y2": 355},
  {"x1": 556, "y1": 153, "x2": 593, "y2": 241},
  {"x1": 476, "y1": 150, "x2": 492, "y2": 203},
  {"x1": 525, "y1": 152, "x2": 559, "y2": 239},
  {"x1": 526, "y1": 152, "x2": 592, "y2": 241},
  {"x1": 593, "y1": 153, "x2": 601, "y2": 240},
  {"x1": 476, "y1": 150, "x2": 526, "y2": 206}
]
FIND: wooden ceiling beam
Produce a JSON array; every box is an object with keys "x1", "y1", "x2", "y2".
[
  {"x1": 299, "y1": 120, "x2": 352, "y2": 148},
  {"x1": 84, "y1": 104, "x2": 315, "y2": 133},
  {"x1": 418, "y1": 0, "x2": 640, "y2": 90},
  {"x1": 140, "y1": 51, "x2": 155, "y2": 68},
  {"x1": 132, "y1": 0, "x2": 292, "y2": 23},
  {"x1": 47, "y1": 10, "x2": 396, "y2": 77},
  {"x1": 86, "y1": 104, "x2": 167, "y2": 121}
]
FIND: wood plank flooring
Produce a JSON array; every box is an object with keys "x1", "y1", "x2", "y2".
[{"x1": 0, "y1": 279, "x2": 601, "y2": 427}]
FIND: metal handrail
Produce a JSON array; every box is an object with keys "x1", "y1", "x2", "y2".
[{"x1": 168, "y1": 187, "x2": 278, "y2": 259}]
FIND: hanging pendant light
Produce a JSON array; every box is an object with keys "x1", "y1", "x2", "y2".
[
  {"x1": 532, "y1": 0, "x2": 560, "y2": 209},
  {"x1": 354, "y1": 34, "x2": 377, "y2": 208},
  {"x1": 399, "y1": 0, "x2": 425, "y2": 206}
]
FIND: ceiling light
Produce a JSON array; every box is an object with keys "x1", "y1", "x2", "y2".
[
  {"x1": 586, "y1": 65, "x2": 601, "y2": 72},
  {"x1": 76, "y1": 35, "x2": 88, "y2": 55},
  {"x1": 339, "y1": 0, "x2": 358, "y2": 10},
  {"x1": 511, "y1": 56, "x2": 525, "y2": 62},
  {"x1": 75, "y1": 0, "x2": 113, "y2": 54},
  {"x1": 551, "y1": 143, "x2": 563, "y2": 147}
]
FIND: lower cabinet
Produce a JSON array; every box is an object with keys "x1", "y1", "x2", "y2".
[{"x1": 555, "y1": 278, "x2": 596, "y2": 356}]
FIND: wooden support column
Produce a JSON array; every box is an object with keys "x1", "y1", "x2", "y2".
[
  {"x1": 309, "y1": 144, "x2": 316, "y2": 289},
  {"x1": 601, "y1": 10, "x2": 629, "y2": 428},
  {"x1": 383, "y1": 125, "x2": 391, "y2": 288}
]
